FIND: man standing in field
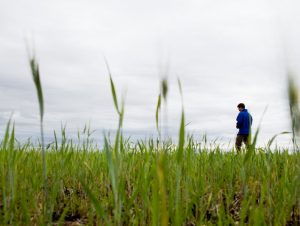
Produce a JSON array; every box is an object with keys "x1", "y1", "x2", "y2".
[{"x1": 235, "y1": 103, "x2": 253, "y2": 151}]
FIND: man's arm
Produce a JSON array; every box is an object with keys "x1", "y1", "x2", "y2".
[{"x1": 236, "y1": 113, "x2": 243, "y2": 128}]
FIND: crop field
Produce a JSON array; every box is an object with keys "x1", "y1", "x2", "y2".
[
  {"x1": 0, "y1": 57, "x2": 299, "y2": 225},
  {"x1": 0, "y1": 133, "x2": 300, "y2": 225}
]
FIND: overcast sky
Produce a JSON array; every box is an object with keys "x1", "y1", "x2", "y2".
[{"x1": 1, "y1": 0, "x2": 300, "y2": 147}]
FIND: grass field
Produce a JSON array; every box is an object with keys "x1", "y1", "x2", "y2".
[
  {"x1": 0, "y1": 57, "x2": 299, "y2": 225},
  {"x1": 0, "y1": 132, "x2": 299, "y2": 225}
]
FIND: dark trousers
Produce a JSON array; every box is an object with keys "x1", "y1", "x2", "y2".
[{"x1": 235, "y1": 134, "x2": 249, "y2": 151}]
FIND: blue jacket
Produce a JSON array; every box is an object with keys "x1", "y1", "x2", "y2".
[{"x1": 236, "y1": 109, "x2": 252, "y2": 135}]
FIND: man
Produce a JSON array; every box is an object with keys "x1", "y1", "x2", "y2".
[{"x1": 235, "y1": 103, "x2": 253, "y2": 151}]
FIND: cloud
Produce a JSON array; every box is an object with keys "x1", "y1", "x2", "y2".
[{"x1": 0, "y1": 0, "x2": 299, "y2": 147}]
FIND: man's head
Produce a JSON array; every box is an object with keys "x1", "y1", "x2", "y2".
[{"x1": 237, "y1": 103, "x2": 245, "y2": 112}]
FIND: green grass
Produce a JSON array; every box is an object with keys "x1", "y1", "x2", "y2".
[
  {"x1": 0, "y1": 134, "x2": 299, "y2": 225},
  {"x1": 0, "y1": 57, "x2": 299, "y2": 225}
]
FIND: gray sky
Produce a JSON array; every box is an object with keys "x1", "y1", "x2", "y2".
[{"x1": 1, "y1": 0, "x2": 300, "y2": 147}]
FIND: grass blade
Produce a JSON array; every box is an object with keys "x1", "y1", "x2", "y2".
[
  {"x1": 109, "y1": 76, "x2": 120, "y2": 115},
  {"x1": 288, "y1": 75, "x2": 300, "y2": 150},
  {"x1": 156, "y1": 94, "x2": 161, "y2": 132},
  {"x1": 29, "y1": 54, "x2": 49, "y2": 223},
  {"x1": 267, "y1": 131, "x2": 290, "y2": 149},
  {"x1": 104, "y1": 57, "x2": 120, "y2": 115},
  {"x1": 80, "y1": 180, "x2": 108, "y2": 224},
  {"x1": 30, "y1": 58, "x2": 44, "y2": 121},
  {"x1": 177, "y1": 78, "x2": 185, "y2": 162}
]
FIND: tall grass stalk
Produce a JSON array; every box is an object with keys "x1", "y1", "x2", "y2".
[
  {"x1": 161, "y1": 78, "x2": 168, "y2": 140},
  {"x1": 288, "y1": 75, "x2": 300, "y2": 151},
  {"x1": 155, "y1": 78, "x2": 169, "y2": 147},
  {"x1": 104, "y1": 58, "x2": 125, "y2": 225},
  {"x1": 155, "y1": 93, "x2": 161, "y2": 139},
  {"x1": 29, "y1": 55, "x2": 49, "y2": 223}
]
